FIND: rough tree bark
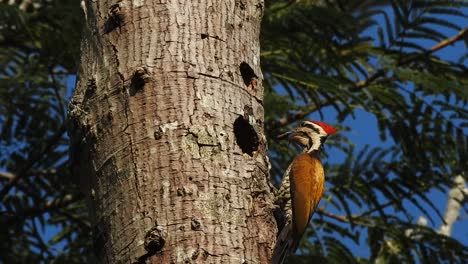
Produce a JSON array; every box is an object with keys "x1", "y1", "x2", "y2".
[{"x1": 69, "y1": 0, "x2": 276, "y2": 263}]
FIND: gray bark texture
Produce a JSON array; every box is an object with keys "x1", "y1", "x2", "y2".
[{"x1": 69, "y1": 0, "x2": 276, "y2": 263}]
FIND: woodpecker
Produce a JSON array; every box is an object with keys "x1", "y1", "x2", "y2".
[{"x1": 272, "y1": 120, "x2": 336, "y2": 263}]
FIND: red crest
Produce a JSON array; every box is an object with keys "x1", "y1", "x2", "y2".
[{"x1": 310, "y1": 121, "x2": 337, "y2": 135}]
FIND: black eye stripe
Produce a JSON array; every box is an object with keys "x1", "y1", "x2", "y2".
[{"x1": 302, "y1": 123, "x2": 320, "y2": 133}]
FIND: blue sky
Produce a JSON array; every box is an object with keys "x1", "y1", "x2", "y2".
[{"x1": 309, "y1": 9, "x2": 468, "y2": 256}]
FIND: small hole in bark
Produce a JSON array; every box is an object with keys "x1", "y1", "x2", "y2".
[
  {"x1": 239, "y1": 62, "x2": 257, "y2": 87},
  {"x1": 233, "y1": 116, "x2": 259, "y2": 156},
  {"x1": 154, "y1": 130, "x2": 162, "y2": 140},
  {"x1": 191, "y1": 218, "x2": 201, "y2": 230},
  {"x1": 201, "y1": 33, "x2": 208, "y2": 39},
  {"x1": 129, "y1": 67, "x2": 150, "y2": 96},
  {"x1": 144, "y1": 226, "x2": 165, "y2": 255},
  {"x1": 103, "y1": 4, "x2": 123, "y2": 34},
  {"x1": 188, "y1": 176, "x2": 193, "y2": 181}
]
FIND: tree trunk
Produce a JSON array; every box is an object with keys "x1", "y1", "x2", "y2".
[{"x1": 69, "y1": 1, "x2": 276, "y2": 263}]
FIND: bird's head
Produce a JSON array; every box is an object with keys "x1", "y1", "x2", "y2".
[{"x1": 278, "y1": 120, "x2": 336, "y2": 153}]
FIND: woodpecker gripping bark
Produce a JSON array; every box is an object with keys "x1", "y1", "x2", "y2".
[{"x1": 272, "y1": 120, "x2": 336, "y2": 263}]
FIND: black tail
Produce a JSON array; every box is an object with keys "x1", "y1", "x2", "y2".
[{"x1": 271, "y1": 223, "x2": 292, "y2": 264}]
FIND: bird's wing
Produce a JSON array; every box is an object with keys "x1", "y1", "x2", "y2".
[
  {"x1": 272, "y1": 162, "x2": 294, "y2": 264},
  {"x1": 290, "y1": 153, "x2": 324, "y2": 252}
]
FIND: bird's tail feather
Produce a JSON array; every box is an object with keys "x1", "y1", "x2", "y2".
[{"x1": 271, "y1": 223, "x2": 293, "y2": 264}]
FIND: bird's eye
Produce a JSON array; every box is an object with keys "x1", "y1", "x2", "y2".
[{"x1": 300, "y1": 122, "x2": 307, "y2": 127}]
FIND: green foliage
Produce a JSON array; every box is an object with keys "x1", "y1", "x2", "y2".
[
  {"x1": 0, "y1": 1, "x2": 90, "y2": 263},
  {"x1": 1, "y1": 0, "x2": 467, "y2": 263},
  {"x1": 263, "y1": 0, "x2": 467, "y2": 262}
]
